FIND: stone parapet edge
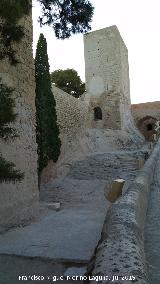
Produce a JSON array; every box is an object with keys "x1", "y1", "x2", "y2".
[{"x1": 89, "y1": 140, "x2": 160, "y2": 284}]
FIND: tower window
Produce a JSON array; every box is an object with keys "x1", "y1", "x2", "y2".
[
  {"x1": 147, "y1": 124, "x2": 153, "y2": 131},
  {"x1": 94, "y1": 107, "x2": 102, "y2": 121}
]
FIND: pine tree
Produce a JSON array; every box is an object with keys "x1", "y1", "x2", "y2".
[
  {"x1": 0, "y1": 79, "x2": 24, "y2": 183},
  {"x1": 0, "y1": 0, "x2": 94, "y2": 64},
  {"x1": 38, "y1": 0, "x2": 94, "y2": 39},
  {"x1": 51, "y1": 69, "x2": 85, "y2": 98},
  {"x1": 35, "y1": 33, "x2": 61, "y2": 176}
]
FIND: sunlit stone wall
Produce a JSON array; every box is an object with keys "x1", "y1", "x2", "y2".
[{"x1": 0, "y1": 14, "x2": 39, "y2": 229}]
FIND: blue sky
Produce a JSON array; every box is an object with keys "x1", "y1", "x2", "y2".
[{"x1": 32, "y1": 0, "x2": 160, "y2": 104}]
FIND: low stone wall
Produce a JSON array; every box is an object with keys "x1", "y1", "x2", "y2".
[{"x1": 89, "y1": 141, "x2": 160, "y2": 284}]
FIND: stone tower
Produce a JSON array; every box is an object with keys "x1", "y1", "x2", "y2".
[
  {"x1": 83, "y1": 26, "x2": 132, "y2": 130},
  {"x1": 0, "y1": 13, "x2": 39, "y2": 229}
]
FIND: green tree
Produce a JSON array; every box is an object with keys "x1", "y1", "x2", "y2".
[
  {"x1": 38, "y1": 0, "x2": 94, "y2": 39},
  {"x1": 0, "y1": 0, "x2": 94, "y2": 63},
  {"x1": 35, "y1": 33, "x2": 61, "y2": 178},
  {"x1": 51, "y1": 69, "x2": 85, "y2": 98},
  {"x1": 0, "y1": 79, "x2": 24, "y2": 183}
]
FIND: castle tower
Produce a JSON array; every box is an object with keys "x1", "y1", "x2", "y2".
[
  {"x1": 83, "y1": 26, "x2": 131, "y2": 130},
  {"x1": 0, "y1": 13, "x2": 39, "y2": 229}
]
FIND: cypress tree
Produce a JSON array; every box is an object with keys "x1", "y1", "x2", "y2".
[{"x1": 35, "y1": 33, "x2": 61, "y2": 177}]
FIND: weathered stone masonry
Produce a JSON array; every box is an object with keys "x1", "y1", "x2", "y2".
[
  {"x1": 0, "y1": 22, "x2": 146, "y2": 228},
  {"x1": 131, "y1": 101, "x2": 160, "y2": 140},
  {"x1": 53, "y1": 26, "x2": 142, "y2": 137},
  {"x1": 53, "y1": 85, "x2": 89, "y2": 140},
  {"x1": 49, "y1": 26, "x2": 144, "y2": 181},
  {"x1": 83, "y1": 26, "x2": 140, "y2": 136},
  {"x1": 0, "y1": 14, "x2": 39, "y2": 229}
]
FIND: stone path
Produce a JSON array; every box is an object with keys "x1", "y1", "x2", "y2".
[
  {"x1": 0, "y1": 207, "x2": 106, "y2": 263},
  {"x1": 67, "y1": 152, "x2": 138, "y2": 180},
  {"x1": 40, "y1": 151, "x2": 143, "y2": 209},
  {"x1": 0, "y1": 255, "x2": 67, "y2": 284},
  {"x1": 0, "y1": 150, "x2": 142, "y2": 283},
  {"x1": 144, "y1": 152, "x2": 160, "y2": 284}
]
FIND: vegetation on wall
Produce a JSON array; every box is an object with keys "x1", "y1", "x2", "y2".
[
  {"x1": 0, "y1": 0, "x2": 31, "y2": 65},
  {"x1": 0, "y1": 156, "x2": 23, "y2": 183},
  {"x1": 35, "y1": 33, "x2": 61, "y2": 177},
  {"x1": 0, "y1": 1, "x2": 28, "y2": 182},
  {"x1": 51, "y1": 69, "x2": 85, "y2": 98},
  {"x1": 0, "y1": 80, "x2": 24, "y2": 183},
  {"x1": 0, "y1": 79, "x2": 16, "y2": 139}
]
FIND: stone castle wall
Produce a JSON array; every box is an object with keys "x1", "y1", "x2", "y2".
[
  {"x1": 51, "y1": 26, "x2": 143, "y2": 149},
  {"x1": 85, "y1": 91, "x2": 121, "y2": 130},
  {"x1": 52, "y1": 85, "x2": 89, "y2": 140},
  {"x1": 83, "y1": 26, "x2": 125, "y2": 130},
  {"x1": 131, "y1": 101, "x2": 160, "y2": 122},
  {"x1": 119, "y1": 34, "x2": 130, "y2": 105},
  {"x1": 131, "y1": 102, "x2": 160, "y2": 140},
  {"x1": 0, "y1": 14, "x2": 39, "y2": 229},
  {"x1": 52, "y1": 86, "x2": 90, "y2": 174},
  {"x1": 84, "y1": 26, "x2": 123, "y2": 95},
  {"x1": 0, "y1": 18, "x2": 147, "y2": 229},
  {"x1": 83, "y1": 26, "x2": 143, "y2": 144}
]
